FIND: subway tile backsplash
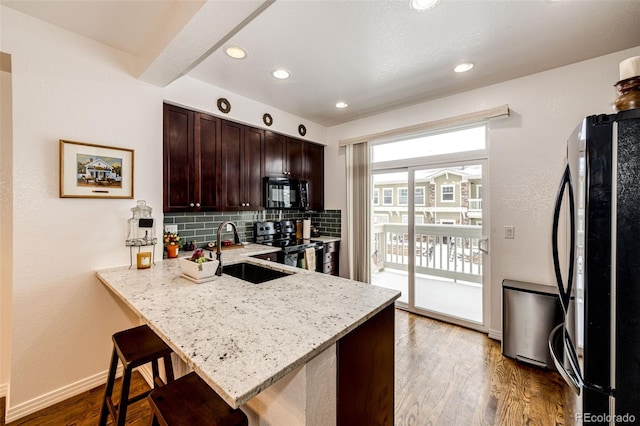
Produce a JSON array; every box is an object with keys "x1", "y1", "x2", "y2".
[{"x1": 164, "y1": 210, "x2": 341, "y2": 248}]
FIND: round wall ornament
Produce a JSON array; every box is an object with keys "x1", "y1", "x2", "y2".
[
  {"x1": 263, "y1": 113, "x2": 273, "y2": 127},
  {"x1": 298, "y1": 124, "x2": 307, "y2": 137},
  {"x1": 217, "y1": 98, "x2": 231, "y2": 114}
]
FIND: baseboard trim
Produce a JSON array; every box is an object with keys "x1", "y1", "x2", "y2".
[
  {"x1": 5, "y1": 366, "x2": 122, "y2": 423},
  {"x1": 488, "y1": 329, "x2": 502, "y2": 341}
]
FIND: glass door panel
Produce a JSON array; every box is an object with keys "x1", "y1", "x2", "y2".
[
  {"x1": 412, "y1": 164, "x2": 483, "y2": 323},
  {"x1": 371, "y1": 171, "x2": 409, "y2": 305}
]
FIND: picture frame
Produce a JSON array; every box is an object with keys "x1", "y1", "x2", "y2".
[{"x1": 59, "y1": 139, "x2": 134, "y2": 198}]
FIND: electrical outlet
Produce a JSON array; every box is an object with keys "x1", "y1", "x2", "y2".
[
  {"x1": 504, "y1": 226, "x2": 515, "y2": 239},
  {"x1": 165, "y1": 224, "x2": 178, "y2": 233},
  {"x1": 226, "y1": 223, "x2": 233, "y2": 232}
]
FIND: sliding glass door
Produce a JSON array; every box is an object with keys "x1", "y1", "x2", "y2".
[{"x1": 370, "y1": 124, "x2": 489, "y2": 329}]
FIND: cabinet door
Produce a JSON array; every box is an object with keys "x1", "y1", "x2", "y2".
[
  {"x1": 304, "y1": 142, "x2": 324, "y2": 211},
  {"x1": 244, "y1": 126, "x2": 264, "y2": 209},
  {"x1": 220, "y1": 120, "x2": 244, "y2": 210},
  {"x1": 286, "y1": 137, "x2": 304, "y2": 178},
  {"x1": 163, "y1": 104, "x2": 196, "y2": 212},
  {"x1": 264, "y1": 131, "x2": 286, "y2": 176},
  {"x1": 197, "y1": 113, "x2": 221, "y2": 210}
]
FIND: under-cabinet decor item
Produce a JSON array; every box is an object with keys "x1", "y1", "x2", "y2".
[
  {"x1": 298, "y1": 124, "x2": 307, "y2": 136},
  {"x1": 126, "y1": 200, "x2": 156, "y2": 246},
  {"x1": 179, "y1": 249, "x2": 218, "y2": 282},
  {"x1": 60, "y1": 139, "x2": 133, "y2": 198},
  {"x1": 263, "y1": 113, "x2": 273, "y2": 126},
  {"x1": 136, "y1": 252, "x2": 152, "y2": 269},
  {"x1": 125, "y1": 200, "x2": 157, "y2": 268},
  {"x1": 166, "y1": 244, "x2": 179, "y2": 258},
  {"x1": 217, "y1": 97, "x2": 231, "y2": 114},
  {"x1": 164, "y1": 231, "x2": 181, "y2": 258}
]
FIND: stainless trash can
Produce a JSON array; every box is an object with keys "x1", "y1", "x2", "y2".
[{"x1": 502, "y1": 279, "x2": 564, "y2": 370}]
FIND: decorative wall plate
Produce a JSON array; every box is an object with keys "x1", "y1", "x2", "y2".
[
  {"x1": 298, "y1": 124, "x2": 307, "y2": 137},
  {"x1": 263, "y1": 113, "x2": 273, "y2": 127},
  {"x1": 217, "y1": 98, "x2": 231, "y2": 114}
]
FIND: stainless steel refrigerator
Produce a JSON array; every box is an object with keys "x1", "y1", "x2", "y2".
[{"x1": 550, "y1": 108, "x2": 640, "y2": 425}]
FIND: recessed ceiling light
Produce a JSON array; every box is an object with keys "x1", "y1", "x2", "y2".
[
  {"x1": 272, "y1": 69, "x2": 290, "y2": 79},
  {"x1": 410, "y1": 0, "x2": 441, "y2": 12},
  {"x1": 225, "y1": 46, "x2": 246, "y2": 59},
  {"x1": 335, "y1": 101, "x2": 349, "y2": 109},
  {"x1": 454, "y1": 62, "x2": 474, "y2": 73}
]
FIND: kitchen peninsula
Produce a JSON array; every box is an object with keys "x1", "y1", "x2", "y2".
[{"x1": 96, "y1": 244, "x2": 400, "y2": 425}]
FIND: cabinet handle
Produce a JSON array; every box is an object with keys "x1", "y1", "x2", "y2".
[
  {"x1": 196, "y1": 203, "x2": 201, "y2": 208},
  {"x1": 246, "y1": 202, "x2": 250, "y2": 207},
  {"x1": 189, "y1": 203, "x2": 195, "y2": 207},
  {"x1": 241, "y1": 203, "x2": 245, "y2": 207}
]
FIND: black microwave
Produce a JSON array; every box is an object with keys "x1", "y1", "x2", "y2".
[{"x1": 263, "y1": 177, "x2": 309, "y2": 210}]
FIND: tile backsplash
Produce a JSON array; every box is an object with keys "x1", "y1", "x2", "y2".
[{"x1": 163, "y1": 210, "x2": 341, "y2": 248}]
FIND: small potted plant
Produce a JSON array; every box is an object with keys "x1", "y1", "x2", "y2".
[
  {"x1": 179, "y1": 248, "x2": 219, "y2": 282},
  {"x1": 164, "y1": 231, "x2": 182, "y2": 258}
]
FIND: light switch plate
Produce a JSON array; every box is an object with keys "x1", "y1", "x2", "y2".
[
  {"x1": 165, "y1": 224, "x2": 178, "y2": 233},
  {"x1": 504, "y1": 226, "x2": 515, "y2": 239}
]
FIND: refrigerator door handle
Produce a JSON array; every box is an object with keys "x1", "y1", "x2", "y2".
[
  {"x1": 549, "y1": 323, "x2": 582, "y2": 395},
  {"x1": 551, "y1": 164, "x2": 576, "y2": 315},
  {"x1": 478, "y1": 237, "x2": 488, "y2": 254}
]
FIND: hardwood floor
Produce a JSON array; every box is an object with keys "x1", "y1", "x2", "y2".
[
  {"x1": 394, "y1": 310, "x2": 576, "y2": 425},
  {"x1": 5, "y1": 372, "x2": 152, "y2": 426},
  {"x1": 3, "y1": 310, "x2": 576, "y2": 425}
]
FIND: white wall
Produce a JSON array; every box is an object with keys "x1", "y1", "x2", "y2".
[
  {"x1": 325, "y1": 45, "x2": 640, "y2": 336},
  {"x1": 164, "y1": 76, "x2": 328, "y2": 144},
  {"x1": 1, "y1": 51, "x2": 14, "y2": 400},
  {"x1": 1, "y1": 5, "x2": 162, "y2": 418}
]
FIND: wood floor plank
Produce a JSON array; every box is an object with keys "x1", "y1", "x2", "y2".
[{"x1": 3, "y1": 310, "x2": 576, "y2": 425}]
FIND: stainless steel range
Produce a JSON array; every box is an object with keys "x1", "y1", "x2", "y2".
[{"x1": 254, "y1": 220, "x2": 323, "y2": 270}]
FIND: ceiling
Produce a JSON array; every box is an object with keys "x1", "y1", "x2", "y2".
[{"x1": 3, "y1": 0, "x2": 640, "y2": 126}]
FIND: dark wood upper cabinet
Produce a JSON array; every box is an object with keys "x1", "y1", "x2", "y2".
[
  {"x1": 163, "y1": 104, "x2": 220, "y2": 212},
  {"x1": 164, "y1": 104, "x2": 322, "y2": 212},
  {"x1": 264, "y1": 132, "x2": 305, "y2": 178},
  {"x1": 304, "y1": 142, "x2": 324, "y2": 211},
  {"x1": 264, "y1": 131, "x2": 286, "y2": 177},
  {"x1": 198, "y1": 113, "x2": 221, "y2": 210},
  {"x1": 243, "y1": 126, "x2": 265, "y2": 209},
  {"x1": 219, "y1": 121, "x2": 264, "y2": 211},
  {"x1": 285, "y1": 137, "x2": 304, "y2": 178}
]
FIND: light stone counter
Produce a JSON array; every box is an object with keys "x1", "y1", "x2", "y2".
[
  {"x1": 310, "y1": 236, "x2": 341, "y2": 244},
  {"x1": 96, "y1": 243, "x2": 399, "y2": 411}
]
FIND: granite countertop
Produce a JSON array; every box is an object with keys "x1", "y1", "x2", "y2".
[
  {"x1": 96, "y1": 243, "x2": 399, "y2": 409},
  {"x1": 310, "y1": 235, "x2": 341, "y2": 243}
]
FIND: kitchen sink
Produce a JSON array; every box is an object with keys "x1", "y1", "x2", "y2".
[{"x1": 222, "y1": 262, "x2": 292, "y2": 284}]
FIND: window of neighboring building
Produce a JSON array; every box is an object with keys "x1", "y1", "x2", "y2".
[
  {"x1": 398, "y1": 187, "x2": 408, "y2": 205},
  {"x1": 374, "y1": 214, "x2": 389, "y2": 224},
  {"x1": 476, "y1": 185, "x2": 483, "y2": 199},
  {"x1": 373, "y1": 188, "x2": 379, "y2": 205},
  {"x1": 383, "y1": 188, "x2": 393, "y2": 205},
  {"x1": 415, "y1": 187, "x2": 425, "y2": 205},
  {"x1": 441, "y1": 185, "x2": 454, "y2": 202}
]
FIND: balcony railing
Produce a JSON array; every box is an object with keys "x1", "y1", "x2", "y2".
[{"x1": 372, "y1": 223, "x2": 483, "y2": 284}]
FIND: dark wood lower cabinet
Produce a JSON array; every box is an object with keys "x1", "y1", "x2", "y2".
[{"x1": 337, "y1": 304, "x2": 395, "y2": 426}]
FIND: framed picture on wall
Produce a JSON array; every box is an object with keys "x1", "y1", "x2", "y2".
[{"x1": 59, "y1": 139, "x2": 134, "y2": 198}]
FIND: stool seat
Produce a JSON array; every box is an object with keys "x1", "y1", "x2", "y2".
[
  {"x1": 100, "y1": 325, "x2": 174, "y2": 426},
  {"x1": 148, "y1": 372, "x2": 248, "y2": 426}
]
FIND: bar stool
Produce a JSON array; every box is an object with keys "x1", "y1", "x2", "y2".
[
  {"x1": 99, "y1": 324, "x2": 175, "y2": 426},
  {"x1": 148, "y1": 372, "x2": 248, "y2": 426}
]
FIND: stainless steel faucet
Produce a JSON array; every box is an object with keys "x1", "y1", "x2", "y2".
[{"x1": 215, "y1": 221, "x2": 240, "y2": 276}]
